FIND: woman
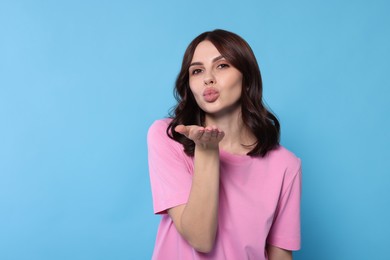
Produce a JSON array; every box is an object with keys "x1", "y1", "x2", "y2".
[{"x1": 148, "y1": 29, "x2": 301, "y2": 260}]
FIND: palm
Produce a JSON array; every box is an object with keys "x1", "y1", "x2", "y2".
[{"x1": 175, "y1": 125, "x2": 225, "y2": 148}]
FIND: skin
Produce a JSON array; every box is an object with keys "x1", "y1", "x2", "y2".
[
  {"x1": 168, "y1": 40, "x2": 292, "y2": 259},
  {"x1": 267, "y1": 245, "x2": 293, "y2": 260}
]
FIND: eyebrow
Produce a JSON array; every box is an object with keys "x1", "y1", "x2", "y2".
[{"x1": 189, "y1": 55, "x2": 225, "y2": 67}]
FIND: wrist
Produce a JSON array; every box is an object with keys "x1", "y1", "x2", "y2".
[{"x1": 195, "y1": 143, "x2": 219, "y2": 152}]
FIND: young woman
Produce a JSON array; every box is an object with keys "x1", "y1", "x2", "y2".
[{"x1": 147, "y1": 29, "x2": 301, "y2": 260}]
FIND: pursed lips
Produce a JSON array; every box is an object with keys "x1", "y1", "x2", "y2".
[{"x1": 203, "y1": 87, "x2": 220, "y2": 102}]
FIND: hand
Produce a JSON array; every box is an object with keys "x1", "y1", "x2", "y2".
[{"x1": 175, "y1": 125, "x2": 225, "y2": 149}]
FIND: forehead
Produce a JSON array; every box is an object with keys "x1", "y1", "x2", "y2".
[{"x1": 191, "y1": 40, "x2": 222, "y2": 62}]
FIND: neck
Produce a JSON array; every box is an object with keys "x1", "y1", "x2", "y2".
[{"x1": 205, "y1": 108, "x2": 256, "y2": 155}]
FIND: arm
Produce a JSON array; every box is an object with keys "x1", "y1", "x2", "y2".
[
  {"x1": 267, "y1": 245, "x2": 293, "y2": 260},
  {"x1": 168, "y1": 125, "x2": 224, "y2": 253}
]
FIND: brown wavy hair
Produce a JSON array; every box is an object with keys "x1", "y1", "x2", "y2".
[{"x1": 167, "y1": 29, "x2": 280, "y2": 157}]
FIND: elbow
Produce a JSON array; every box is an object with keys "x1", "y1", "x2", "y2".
[
  {"x1": 186, "y1": 235, "x2": 216, "y2": 253},
  {"x1": 190, "y1": 241, "x2": 215, "y2": 253},
  {"x1": 179, "y1": 214, "x2": 217, "y2": 253}
]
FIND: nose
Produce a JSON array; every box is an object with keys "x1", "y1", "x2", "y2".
[{"x1": 203, "y1": 71, "x2": 216, "y2": 86}]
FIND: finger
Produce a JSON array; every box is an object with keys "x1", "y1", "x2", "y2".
[
  {"x1": 201, "y1": 128, "x2": 212, "y2": 141},
  {"x1": 175, "y1": 125, "x2": 189, "y2": 136},
  {"x1": 217, "y1": 131, "x2": 225, "y2": 141},
  {"x1": 192, "y1": 127, "x2": 204, "y2": 140},
  {"x1": 210, "y1": 129, "x2": 218, "y2": 138},
  {"x1": 209, "y1": 125, "x2": 221, "y2": 138}
]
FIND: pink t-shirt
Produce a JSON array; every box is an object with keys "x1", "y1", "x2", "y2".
[{"x1": 148, "y1": 119, "x2": 301, "y2": 260}]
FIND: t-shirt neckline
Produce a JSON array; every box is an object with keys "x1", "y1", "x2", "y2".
[{"x1": 219, "y1": 148, "x2": 253, "y2": 164}]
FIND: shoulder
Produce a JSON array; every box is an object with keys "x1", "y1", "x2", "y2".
[
  {"x1": 148, "y1": 118, "x2": 172, "y2": 134},
  {"x1": 268, "y1": 146, "x2": 300, "y2": 165},
  {"x1": 147, "y1": 118, "x2": 192, "y2": 170},
  {"x1": 147, "y1": 118, "x2": 173, "y2": 141},
  {"x1": 265, "y1": 145, "x2": 301, "y2": 176},
  {"x1": 263, "y1": 146, "x2": 302, "y2": 199},
  {"x1": 147, "y1": 118, "x2": 183, "y2": 152}
]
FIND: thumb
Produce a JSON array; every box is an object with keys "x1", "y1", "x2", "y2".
[{"x1": 175, "y1": 125, "x2": 189, "y2": 136}]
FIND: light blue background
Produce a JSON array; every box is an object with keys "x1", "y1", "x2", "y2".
[{"x1": 1, "y1": 0, "x2": 389, "y2": 259}]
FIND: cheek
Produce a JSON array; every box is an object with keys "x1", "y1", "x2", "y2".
[
  {"x1": 226, "y1": 73, "x2": 243, "y2": 91},
  {"x1": 189, "y1": 78, "x2": 202, "y2": 96},
  {"x1": 229, "y1": 75, "x2": 243, "y2": 99}
]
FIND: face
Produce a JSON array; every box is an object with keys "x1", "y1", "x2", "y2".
[{"x1": 188, "y1": 40, "x2": 243, "y2": 117}]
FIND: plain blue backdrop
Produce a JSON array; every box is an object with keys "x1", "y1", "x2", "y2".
[{"x1": 1, "y1": 0, "x2": 389, "y2": 259}]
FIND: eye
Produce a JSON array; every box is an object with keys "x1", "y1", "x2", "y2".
[
  {"x1": 217, "y1": 63, "x2": 230, "y2": 69},
  {"x1": 191, "y1": 69, "x2": 203, "y2": 75}
]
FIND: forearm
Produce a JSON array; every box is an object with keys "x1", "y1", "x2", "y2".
[
  {"x1": 180, "y1": 145, "x2": 220, "y2": 252},
  {"x1": 267, "y1": 245, "x2": 292, "y2": 260},
  {"x1": 169, "y1": 125, "x2": 223, "y2": 252}
]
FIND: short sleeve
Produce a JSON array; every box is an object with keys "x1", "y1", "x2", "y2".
[
  {"x1": 147, "y1": 119, "x2": 193, "y2": 214},
  {"x1": 267, "y1": 160, "x2": 302, "y2": 250}
]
